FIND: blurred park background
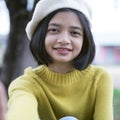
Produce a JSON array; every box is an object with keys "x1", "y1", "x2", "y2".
[{"x1": 0, "y1": 0, "x2": 120, "y2": 119}]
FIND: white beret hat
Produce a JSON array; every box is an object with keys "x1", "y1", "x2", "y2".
[{"x1": 26, "y1": 0, "x2": 91, "y2": 40}]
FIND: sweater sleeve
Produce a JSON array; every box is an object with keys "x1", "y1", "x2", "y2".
[
  {"x1": 6, "y1": 78, "x2": 39, "y2": 120},
  {"x1": 93, "y1": 68, "x2": 113, "y2": 120}
]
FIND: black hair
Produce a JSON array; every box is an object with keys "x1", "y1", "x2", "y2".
[{"x1": 30, "y1": 8, "x2": 95, "y2": 70}]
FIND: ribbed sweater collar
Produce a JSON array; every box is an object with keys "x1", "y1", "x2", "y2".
[{"x1": 25, "y1": 65, "x2": 91, "y2": 85}]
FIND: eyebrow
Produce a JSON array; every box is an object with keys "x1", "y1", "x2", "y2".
[{"x1": 48, "y1": 23, "x2": 83, "y2": 31}]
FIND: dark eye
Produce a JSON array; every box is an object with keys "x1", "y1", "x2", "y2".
[
  {"x1": 48, "y1": 28, "x2": 59, "y2": 34},
  {"x1": 71, "y1": 31, "x2": 82, "y2": 37}
]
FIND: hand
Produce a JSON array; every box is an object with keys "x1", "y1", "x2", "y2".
[{"x1": 0, "y1": 82, "x2": 7, "y2": 120}]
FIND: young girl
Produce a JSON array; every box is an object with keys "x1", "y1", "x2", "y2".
[{"x1": 7, "y1": 0, "x2": 113, "y2": 120}]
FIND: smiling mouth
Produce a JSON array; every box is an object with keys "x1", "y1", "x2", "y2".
[
  {"x1": 54, "y1": 48, "x2": 72, "y2": 51},
  {"x1": 53, "y1": 48, "x2": 72, "y2": 54}
]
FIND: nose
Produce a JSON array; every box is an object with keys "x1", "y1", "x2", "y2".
[{"x1": 57, "y1": 32, "x2": 71, "y2": 44}]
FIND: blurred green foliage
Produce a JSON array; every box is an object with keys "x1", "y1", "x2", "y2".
[{"x1": 114, "y1": 88, "x2": 120, "y2": 120}]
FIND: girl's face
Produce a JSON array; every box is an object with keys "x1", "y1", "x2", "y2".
[{"x1": 45, "y1": 11, "x2": 83, "y2": 66}]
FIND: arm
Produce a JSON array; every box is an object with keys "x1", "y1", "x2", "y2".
[
  {"x1": 6, "y1": 80, "x2": 39, "y2": 120},
  {"x1": 93, "y1": 70, "x2": 113, "y2": 120},
  {"x1": 0, "y1": 82, "x2": 7, "y2": 120}
]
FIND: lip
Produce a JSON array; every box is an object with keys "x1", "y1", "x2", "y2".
[
  {"x1": 53, "y1": 47, "x2": 72, "y2": 54},
  {"x1": 53, "y1": 47, "x2": 72, "y2": 51}
]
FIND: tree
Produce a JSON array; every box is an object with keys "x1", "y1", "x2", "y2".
[{"x1": 0, "y1": 0, "x2": 39, "y2": 92}]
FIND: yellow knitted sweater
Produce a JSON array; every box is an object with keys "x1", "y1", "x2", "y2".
[{"x1": 7, "y1": 65, "x2": 113, "y2": 120}]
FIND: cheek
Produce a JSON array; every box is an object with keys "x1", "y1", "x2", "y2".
[
  {"x1": 45, "y1": 37, "x2": 54, "y2": 54},
  {"x1": 75, "y1": 39, "x2": 83, "y2": 52},
  {"x1": 45, "y1": 40, "x2": 49, "y2": 53},
  {"x1": 45, "y1": 42, "x2": 50, "y2": 52},
  {"x1": 45, "y1": 37, "x2": 51, "y2": 48},
  {"x1": 45, "y1": 35, "x2": 54, "y2": 45}
]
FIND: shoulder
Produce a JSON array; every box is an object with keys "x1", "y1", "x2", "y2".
[
  {"x1": 87, "y1": 64, "x2": 113, "y2": 86},
  {"x1": 87, "y1": 64, "x2": 111, "y2": 77},
  {"x1": 83, "y1": 64, "x2": 113, "y2": 83},
  {"x1": 8, "y1": 66, "x2": 44, "y2": 95}
]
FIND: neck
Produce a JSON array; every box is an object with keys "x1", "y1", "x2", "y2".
[{"x1": 48, "y1": 63, "x2": 75, "y2": 73}]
